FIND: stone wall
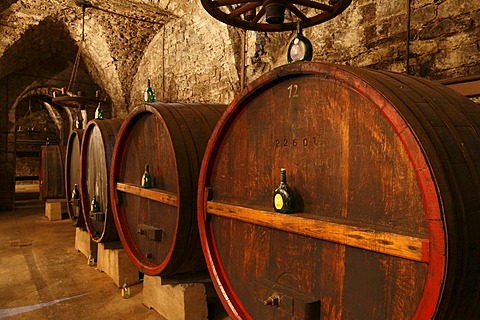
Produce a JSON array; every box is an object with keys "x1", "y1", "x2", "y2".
[
  {"x1": 0, "y1": 76, "x2": 15, "y2": 210},
  {"x1": 242, "y1": 0, "x2": 480, "y2": 81},
  {"x1": 130, "y1": 0, "x2": 239, "y2": 110},
  {"x1": 15, "y1": 100, "x2": 62, "y2": 179}
]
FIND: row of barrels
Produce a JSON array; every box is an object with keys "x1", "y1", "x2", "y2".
[{"x1": 61, "y1": 62, "x2": 480, "y2": 319}]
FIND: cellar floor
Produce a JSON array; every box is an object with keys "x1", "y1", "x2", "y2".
[{"x1": 0, "y1": 184, "x2": 228, "y2": 320}]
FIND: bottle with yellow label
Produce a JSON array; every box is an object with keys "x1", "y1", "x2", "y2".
[{"x1": 273, "y1": 168, "x2": 295, "y2": 213}]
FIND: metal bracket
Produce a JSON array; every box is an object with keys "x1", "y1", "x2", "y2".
[
  {"x1": 89, "y1": 211, "x2": 105, "y2": 222},
  {"x1": 254, "y1": 278, "x2": 320, "y2": 319},
  {"x1": 137, "y1": 224, "x2": 162, "y2": 241}
]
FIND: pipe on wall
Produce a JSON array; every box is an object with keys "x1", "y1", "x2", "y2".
[
  {"x1": 406, "y1": 0, "x2": 412, "y2": 75},
  {"x1": 240, "y1": 29, "x2": 246, "y2": 90}
]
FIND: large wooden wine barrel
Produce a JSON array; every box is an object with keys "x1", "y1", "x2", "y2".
[
  {"x1": 110, "y1": 103, "x2": 226, "y2": 276},
  {"x1": 65, "y1": 129, "x2": 84, "y2": 228},
  {"x1": 39, "y1": 144, "x2": 65, "y2": 200},
  {"x1": 197, "y1": 62, "x2": 480, "y2": 319},
  {"x1": 80, "y1": 118, "x2": 123, "y2": 243}
]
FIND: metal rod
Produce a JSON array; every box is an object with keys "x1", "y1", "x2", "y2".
[
  {"x1": 16, "y1": 140, "x2": 59, "y2": 145},
  {"x1": 406, "y1": 0, "x2": 411, "y2": 75},
  {"x1": 82, "y1": 5, "x2": 86, "y2": 41},
  {"x1": 240, "y1": 29, "x2": 246, "y2": 90},
  {"x1": 162, "y1": 25, "x2": 166, "y2": 101}
]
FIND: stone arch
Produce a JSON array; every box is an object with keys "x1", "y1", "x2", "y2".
[{"x1": 15, "y1": 86, "x2": 70, "y2": 145}]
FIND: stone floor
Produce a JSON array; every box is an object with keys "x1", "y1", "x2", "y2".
[{"x1": 0, "y1": 184, "x2": 228, "y2": 320}]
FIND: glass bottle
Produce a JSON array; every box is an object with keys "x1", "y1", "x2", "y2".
[
  {"x1": 273, "y1": 168, "x2": 295, "y2": 213},
  {"x1": 121, "y1": 278, "x2": 131, "y2": 299},
  {"x1": 95, "y1": 102, "x2": 104, "y2": 120},
  {"x1": 144, "y1": 79, "x2": 156, "y2": 103},
  {"x1": 75, "y1": 113, "x2": 83, "y2": 129},
  {"x1": 87, "y1": 250, "x2": 95, "y2": 266},
  {"x1": 90, "y1": 195, "x2": 100, "y2": 212},
  {"x1": 141, "y1": 164, "x2": 153, "y2": 188},
  {"x1": 287, "y1": 22, "x2": 313, "y2": 63},
  {"x1": 71, "y1": 184, "x2": 80, "y2": 200}
]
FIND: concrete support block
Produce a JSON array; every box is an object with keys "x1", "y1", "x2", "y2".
[
  {"x1": 45, "y1": 199, "x2": 66, "y2": 221},
  {"x1": 75, "y1": 227, "x2": 97, "y2": 261},
  {"x1": 97, "y1": 241, "x2": 139, "y2": 288},
  {"x1": 143, "y1": 275, "x2": 208, "y2": 320}
]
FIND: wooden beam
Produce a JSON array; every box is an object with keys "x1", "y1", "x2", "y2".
[
  {"x1": 116, "y1": 182, "x2": 178, "y2": 206},
  {"x1": 207, "y1": 201, "x2": 430, "y2": 263},
  {"x1": 213, "y1": 0, "x2": 256, "y2": 7},
  {"x1": 227, "y1": 2, "x2": 261, "y2": 18},
  {"x1": 292, "y1": 0, "x2": 334, "y2": 13},
  {"x1": 439, "y1": 75, "x2": 480, "y2": 97}
]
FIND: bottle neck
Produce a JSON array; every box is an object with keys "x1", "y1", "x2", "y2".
[
  {"x1": 296, "y1": 21, "x2": 302, "y2": 36},
  {"x1": 280, "y1": 170, "x2": 287, "y2": 184}
]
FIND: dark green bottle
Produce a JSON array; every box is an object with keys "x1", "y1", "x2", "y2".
[
  {"x1": 273, "y1": 168, "x2": 295, "y2": 213},
  {"x1": 95, "y1": 102, "x2": 104, "y2": 120},
  {"x1": 71, "y1": 184, "x2": 80, "y2": 200},
  {"x1": 144, "y1": 79, "x2": 156, "y2": 103},
  {"x1": 141, "y1": 164, "x2": 153, "y2": 188},
  {"x1": 90, "y1": 195, "x2": 100, "y2": 212},
  {"x1": 287, "y1": 22, "x2": 313, "y2": 63}
]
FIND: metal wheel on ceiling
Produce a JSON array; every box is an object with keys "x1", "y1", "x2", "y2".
[{"x1": 201, "y1": 0, "x2": 352, "y2": 32}]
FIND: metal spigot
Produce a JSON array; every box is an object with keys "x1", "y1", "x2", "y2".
[{"x1": 263, "y1": 293, "x2": 281, "y2": 306}]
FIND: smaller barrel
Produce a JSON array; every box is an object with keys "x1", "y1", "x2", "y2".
[
  {"x1": 110, "y1": 102, "x2": 226, "y2": 277},
  {"x1": 80, "y1": 118, "x2": 123, "y2": 243},
  {"x1": 39, "y1": 144, "x2": 65, "y2": 200},
  {"x1": 65, "y1": 129, "x2": 84, "y2": 228}
]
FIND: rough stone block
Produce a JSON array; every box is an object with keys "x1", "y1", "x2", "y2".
[
  {"x1": 75, "y1": 227, "x2": 97, "y2": 261},
  {"x1": 97, "y1": 242, "x2": 139, "y2": 288},
  {"x1": 45, "y1": 199, "x2": 66, "y2": 221},
  {"x1": 143, "y1": 275, "x2": 208, "y2": 320}
]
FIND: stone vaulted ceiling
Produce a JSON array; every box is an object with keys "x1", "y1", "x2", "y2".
[{"x1": 0, "y1": 0, "x2": 174, "y2": 114}]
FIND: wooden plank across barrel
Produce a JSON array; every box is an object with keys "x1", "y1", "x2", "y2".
[
  {"x1": 80, "y1": 118, "x2": 123, "y2": 243},
  {"x1": 110, "y1": 102, "x2": 226, "y2": 277},
  {"x1": 39, "y1": 144, "x2": 66, "y2": 200},
  {"x1": 197, "y1": 62, "x2": 480, "y2": 319},
  {"x1": 65, "y1": 129, "x2": 84, "y2": 228}
]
